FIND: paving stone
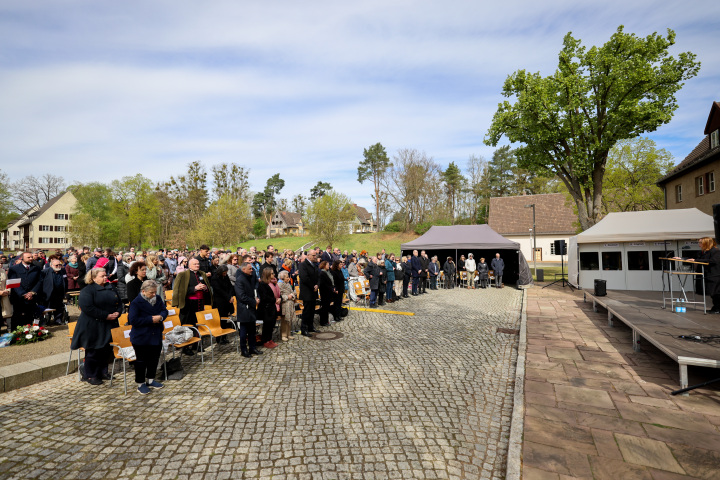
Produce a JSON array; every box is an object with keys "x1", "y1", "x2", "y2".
[
  {"x1": 0, "y1": 287, "x2": 523, "y2": 479},
  {"x1": 615, "y1": 434, "x2": 685, "y2": 474}
]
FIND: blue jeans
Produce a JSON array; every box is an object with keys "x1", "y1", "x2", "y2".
[
  {"x1": 386, "y1": 282, "x2": 394, "y2": 300},
  {"x1": 369, "y1": 289, "x2": 378, "y2": 306},
  {"x1": 412, "y1": 277, "x2": 419, "y2": 294}
]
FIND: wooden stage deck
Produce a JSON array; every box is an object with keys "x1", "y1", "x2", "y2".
[{"x1": 583, "y1": 290, "x2": 720, "y2": 389}]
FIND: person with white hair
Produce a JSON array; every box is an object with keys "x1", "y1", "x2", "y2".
[
  {"x1": 128, "y1": 280, "x2": 168, "y2": 395},
  {"x1": 465, "y1": 253, "x2": 477, "y2": 289}
]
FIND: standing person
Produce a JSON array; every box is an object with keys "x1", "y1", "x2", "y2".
[
  {"x1": 171, "y1": 258, "x2": 212, "y2": 355},
  {"x1": 330, "y1": 260, "x2": 345, "y2": 320},
  {"x1": 364, "y1": 256, "x2": 380, "y2": 308},
  {"x1": 234, "y1": 261, "x2": 261, "y2": 357},
  {"x1": 115, "y1": 254, "x2": 132, "y2": 303},
  {"x1": 195, "y1": 245, "x2": 212, "y2": 277},
  {"x1": 347, "y1": 257, "x2": 359, "y2": 302},
  {"x1": 127, "y1": 280, "x2": 168, "y2": 395},
  {"x1": 317, "y1": 261, "x2": 334, "y2": 325},
  {"x1": 401, "y1": 256, "x2": 411, "y2": 298},
  {"x1": 146, "y1": 255, "x2": 167, "y2": 301},
  {"x1": 443, "y1": 257, "x2": 456, "y2": 289},
  {"x1": 477, "y1": 257, "x2": 489, "y2": 289},
  {"x1": 225, "y1": 254, "x2": 239, "y2": 287},
  {"x1": 321, "y1": 246, "x2": 333, "y2": 264},
  {"x1": 126, "y1": 261, "x2": 148, "y2": 304},
  {"x1": 71, "y1": 268, "x2": 122, "y2": 385},
  {"x1": 257, "y1": 269, "x2": 279, "y2": 348},
  {"x1": 691, "y1": 237, "x2": 720, "y2": 313},
  {"x1": 491, "y1": 253, "x2": 505, "y2": 288},
  {"x1": 428, "y1": 256, "x2": 440, "y2": 290},
  {"x1": 277, "y1": 270, "x2": 295, "y2": 341},
  {"x1": 7, "y1": 252, "x2": 42, "y2": 331},
  {"x1": 103, "y1": 248, "x2": 117, "y2": 283},
  {"x1": 419, "y1": 251, "x2": 430, "y2": 294},
  {"x1": 262, "y1": 252, "x2": 278, "y2": 278},
  {"x1": 39, "y1": 258, "x2": 67, "y2": 325},
  {"x1": 211, "y1": 265, "x2": 235, "y2": 344},
  {"x1": 410, "y1": 251, "x2": 421, "y2": 296},
  {"x1": 465, "y1": 253, "x2": 477, "y2": 289},
  {"x1": 376, "y1": 253, "x2": 387, "y2": 306},
  {"x1": 384, "y1": 255, "x2": 396, "y2": 303},
  {"x1": 0, "y1": 266, "x2": 13, "y2": 329},
  {"x1": 85, "y1": 248, "x2": 103, "y2": 270},
  {"x1": 393, "y1": 255, "x2": 403, "y2": 300},
  {"x1": 298, "y1": 250, "x2": 319, "y2": 336}
]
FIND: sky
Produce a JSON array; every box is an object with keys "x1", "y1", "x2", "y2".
[{"x1": 1, "y1": 0, "x2": 719, "y2": 211}]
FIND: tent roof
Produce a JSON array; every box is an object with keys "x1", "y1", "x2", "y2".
[
  {"x1": 401, "y1": 225, "x2": 519, "y2": 251},
  {"x1": 576, "y1": 208, "x2": 714, "y2": 244}
]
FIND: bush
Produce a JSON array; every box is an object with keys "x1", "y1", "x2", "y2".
[
  {"x1": 414, "y1": 220, "x2": 451, "y2": 235},
  {"x1": 384, "y1": 221, "x2": 403, "y2": 232},
  {"x1": 252, "y1": 218, "x2": 267, "y2": 238}
]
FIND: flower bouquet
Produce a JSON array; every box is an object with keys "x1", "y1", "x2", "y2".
[{"x1": 11, "y1": 324, "x2": 52, "y2": 345}]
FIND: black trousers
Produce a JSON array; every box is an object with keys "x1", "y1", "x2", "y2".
[
  {"x1": 84, "y1": 344, "x2": 112, "y2": 380},
  {"x1": 411, "y1": 277, "x2": 419, "y2": 294},
  {"x1": 419, "y1": 277, "x2": 427, "y2": 293},
  {"x1": 301, "y1": 298, "x2": 316, "y2": 331},
  {"x1": 377, "y1": 285, "x2": 385, "y2": 305},
  {"x1": 402, "y1": 276, "x2": 410, "y2": 296},
  {"x1": 261, "y1": 313, "x2": 276, "y2": 343},
  {"x1": 319, "y1": 297, "x2": 331, "y2": 325},
  {"x1": 239, "y1": 322, "x2": 256, "y2": 353},
  {"x1": 133, "y1": 344, "x2": 162, "y2": 384}
]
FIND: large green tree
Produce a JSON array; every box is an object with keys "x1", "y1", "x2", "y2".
[
  {"x1": 188, "y1": 193, "x2": 252, "y2": 248},
  {"x1": 68, "y1": 182, "x2": 120, "y2": 247},
  {"x1": 252, "y1": 174, "x2": 285, "y2": 236},
  {"x1": 441, "y1": 162, "x2": 464, "y2": 222},
  {"x1": 0, "y1": 169, "x2": 15, "y2": 227},
  {"x1": 485, "y1": 26, "x2": 700, "y2": 230},
  {"x1": 358, "y1": 143, "x2": 392, "y2": 229},
  {"x1": 601, "y1": 137, "x2": 673, "y2": 214},
  {"x1": 310, "y1": 181, "x2": 332, "y2": 200},
  {"x1": 305, "y1": 190, "x2": 356, "y2": 248},
  {"x1": 111, "y1": 174, "x2": 161, "y2": 248}
]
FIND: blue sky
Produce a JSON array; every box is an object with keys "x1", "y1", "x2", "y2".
[{"x1": 1, "y1": 1, "x2": 719, "y2": 210}]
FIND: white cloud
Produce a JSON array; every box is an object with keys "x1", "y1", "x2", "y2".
[{"x1": 0, "y1": 0, "x2": 719, "y2": 209}]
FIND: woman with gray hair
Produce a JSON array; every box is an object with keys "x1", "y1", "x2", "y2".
[
  {"x1": 127, "y1": 280, "x2": 168, "y2": 395},
  {"x1": 277, "y1": 270, "x2": 296, "y2": 341}
]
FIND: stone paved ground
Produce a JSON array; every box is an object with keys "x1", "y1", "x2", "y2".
[
  {"x1": 523, "y1": 286, "x2": 720, "y2": 480},
  {"x1": 0, "y1": 287, "x2": 522, "y2": 480}
]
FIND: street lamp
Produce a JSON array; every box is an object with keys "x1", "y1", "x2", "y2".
[{"x1": 524, "y1": 204, "x2": 536, "y2": 279}]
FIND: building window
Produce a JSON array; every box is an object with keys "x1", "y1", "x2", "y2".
[
  {"x1": 676, "y1": 184, "x2": 682, "y2": 203},
  {"x1": 54, "y1": 226, "x2": 65, "y2": 232},
  {"x1": 696, "y1": 176, "x2": 705, "y2": 196},
  {"x1": 707, "y1": 172, "x2": 715, "y2": 193},
  {"x1": 711, "y1": 129, "x2": 720, "y2": 149},
  {"x1": 601, "y1": 252, "x2": 623, "y2": 270},
  {"x1": 54, "y1": 213, "x2": 69, "y2": 220},
  {"x1": 627, "y1": 251, "x2": 649, "y2": 270}
]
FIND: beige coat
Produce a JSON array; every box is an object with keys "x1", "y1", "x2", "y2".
[
  {"x1": 0, "y1": 269, "x2": 13, "y2": 319},
  {"x1": 278, "y1": 281, "x2": 296, "y2": 320}
]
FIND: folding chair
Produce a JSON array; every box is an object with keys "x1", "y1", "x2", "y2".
[
  {"x1": 66, "y1": 321, "x2": 84, "y2": 380},
  {"x1": 353, "y1": 281, "x2": 367, "y2": 307},
  {"x1": 162, "y1": 315, "x2": 204, "y2": 364},
  {"x1": 165, "y1": 290, "x2": 173, "y2": 303},
  {"x1": 459, "y1": 271, "x2": 468, "y2": 288},
  {"x1": 109, "y1": 325, "x2": 135, "y2": 394},
  {"x1": 118, "y1": 313, "x2": 129, "y2": 326},
  {"x1": 195, "y1": 308, "x2": 239, "y2": 363},
  {"x1": 438, "y1": 271, "x2": 445, "y2": 289}
]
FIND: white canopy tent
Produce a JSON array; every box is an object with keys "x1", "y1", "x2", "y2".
[{"x1": 568, "y1": 209, "x2": 715, "y2": 291}]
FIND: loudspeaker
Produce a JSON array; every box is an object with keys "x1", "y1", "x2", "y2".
[
  {"x1": 594, "y1": 279, "x2": 607, "y2": 296},
  {"x1": 713, "y1": 204, "x2": 720, "y2": 242},
  {"x1": 553, "y1": 239, "x2": 567, "y2": 256}
]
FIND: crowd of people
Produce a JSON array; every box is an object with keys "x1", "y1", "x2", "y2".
[{"x1": 0, "y1": 244, "x2": 507, "y2": 394}]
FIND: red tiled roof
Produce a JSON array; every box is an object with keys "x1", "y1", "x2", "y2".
[{"x1": 488, "y1": 193, "x2": 576, "y2": 235}]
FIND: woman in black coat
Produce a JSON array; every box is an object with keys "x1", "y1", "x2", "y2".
[
  {"x1": 694, "y1": 237, "x2": 720, "y2": 313},
  {"x1": 126, "y1": 261, "x2": 148, "y2": 304},
  {"x1": 330, "y1": 260, "x2": 345, "y2": 321},
  {"x1": 116, "y1": 254, "x2": 132, "y2": 303},
  {"x1": 318, "y1": 261, "x2": 334, "y2": 326},
  {"x1": 127, "y1": 280, "x2": 168, "y2": 394},
  {"x1": 211, "y1": 265, "x2": 235, "y2": 343},
  {"x1": 443, "y1": 257, "x2": 456, "y2": 289},
  {"x1": 71, "y1": 268, "x2": 123, "y2": 385},
  {"x1": 256, "y1": 268, "x2": 278, "y2": 348}
]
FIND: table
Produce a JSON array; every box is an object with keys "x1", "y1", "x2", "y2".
[{"x1": 660, "y1": 257, "x2": 708, "y2": 314}]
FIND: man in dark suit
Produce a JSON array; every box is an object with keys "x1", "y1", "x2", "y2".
[
  {"x1": 299, "y1": 250, "x2": 319, "y2": 336},
  {"x1": 410, "y1": 250, "x2": 422, "y2": 296},
  {"x1": 8, "y1": 252, "x2": 42, "y2": 331},
  {"x1": 234, "y1": 261, "x2": 262, "y2": 357},
  {"x1": 39, "y1": 257, "x2": 68, "y2": 325},
  {"x1": 419, "y1": 250, "x2": 430, "y2": 294},
  {"x1": 320, "y1": 246, "x2": 333, "y2": 265}
]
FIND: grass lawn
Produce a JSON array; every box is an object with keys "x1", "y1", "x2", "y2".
[
  {"x1": 531, "y1": 266, "x2": 566, "y2": 282},
  {"x1": 235, "y1": 232, "x2": 420, "y2": 255}
]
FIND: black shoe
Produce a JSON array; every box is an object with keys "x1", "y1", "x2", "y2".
[
  {"x1": 301, "y1": 331, "x2": 312, "y2": 337},
  {"x1": 101, "y1": 372, "x2": 112, "y2": 381},
  {"x1": 182, "y1": 348, "x2": 195, "y2": 356},
  {"x1": 403, "y1": 295, "x2": 409, "y2": 298},
  {"x1": 250, "y1": 349, "x2": 263, "y2": 355},
  {"x1": 241, "y1": 351, "x2": 252, "y2": 358},
  {"x1": 87, "y1": 378, "x2": 103, "y2": 386}
]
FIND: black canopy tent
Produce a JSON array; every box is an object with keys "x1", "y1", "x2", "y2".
[{"x1": 400, "y1": 225, "x2": 533, "y2": 286}]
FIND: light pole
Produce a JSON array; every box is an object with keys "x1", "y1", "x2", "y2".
[{"x1": 525, "y1": 204, "x2": 536, "y2": 279}]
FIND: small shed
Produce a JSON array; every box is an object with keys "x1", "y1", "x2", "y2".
[{"x1": 567, "y1": 209, "x2": 715, "y2": 291}]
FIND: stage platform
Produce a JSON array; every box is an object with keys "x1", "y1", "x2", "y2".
[{"x1": 583, "y1": 290, "x2": 720, "y2": 389}]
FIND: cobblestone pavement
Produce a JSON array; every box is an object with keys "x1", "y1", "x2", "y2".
[
  {"x1": 523, "y1": 286, "x2": 720, "y2": 479},
  {"x1": 0, "y1": 287, "x2": 522, "y2": 480}
]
